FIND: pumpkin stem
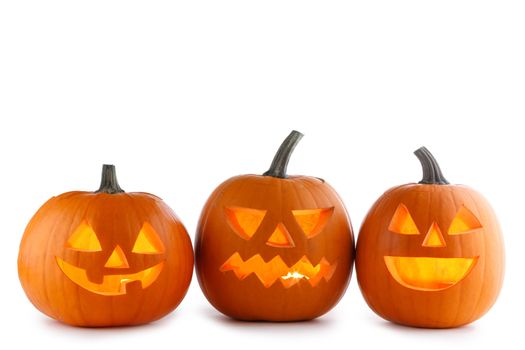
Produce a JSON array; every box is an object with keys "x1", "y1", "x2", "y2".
[
  {"x1": 95, "y1": 164, "x2": 125, "y2": 194},
  {"x1": 263, "y1": 130, "x2": 304, "y2": 178},
  {"x1": 414, "y1": 147, "x2": 450, "y2": 185}
]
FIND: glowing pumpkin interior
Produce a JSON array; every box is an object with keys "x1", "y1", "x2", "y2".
[
  {"x1": 385, "y1": 204, "x2": 482, "y2": 291},
  {"x1": 56, "y1": 221, "x2": 165, "y2": 296},
  {"x1": 221, "y1": 206, "x2": 336, "y2": 288}
]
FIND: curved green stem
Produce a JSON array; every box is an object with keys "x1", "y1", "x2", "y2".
[
  {"x1": 414, "y1": 147, "x2": 449, "y2": 185},
  {"x1": 263, "y1": 130, "x2": 304, "y2": 178}
]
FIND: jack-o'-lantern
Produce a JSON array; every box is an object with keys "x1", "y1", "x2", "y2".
[
  {"x1": 196, "y1": 130, "x2": 354, "y2": 321},
  {"x1": 18, "y1": 165, "x2": 194, "y2": 327},
  {"x1": 356, "y1": 147, "x2": 504, "y2": 328}
]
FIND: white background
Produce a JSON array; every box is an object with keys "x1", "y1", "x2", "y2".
[{"x1": 1, "y1": 1, "x2": 524, "y2": 349}]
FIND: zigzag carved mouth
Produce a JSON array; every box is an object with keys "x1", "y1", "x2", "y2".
[{"x1": 220, "y1": 253, "x2": 337, "y2": 288}]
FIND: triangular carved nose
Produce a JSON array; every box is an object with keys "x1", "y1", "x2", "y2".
[
  {"x1": 266, "y1": 223, "x2": 295, "y2": 248},
  {"x1": 422, "y1": 222, "x2": 446, "y2": 248},
  {"x1": 104, "y1": 245, "x2": 130, "y2": 268}
]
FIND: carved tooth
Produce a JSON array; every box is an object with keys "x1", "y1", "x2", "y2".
[
  {"x1": 123, "y1": 280, "x2": 143, "y2": 294},
  {"x1": 86, "y1": 268, "x2": 104, "y2": 284}
]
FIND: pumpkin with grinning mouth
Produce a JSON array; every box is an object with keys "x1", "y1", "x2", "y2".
[
  {"x1": 18, "y1": 165, "x2": 194, "y2": 327},
  {"x1": 196, "y1": 131, "x2": 354, "y2": 321},
  {"x1": 356, "y1": 147, "x2": 505, "y2": 328}
]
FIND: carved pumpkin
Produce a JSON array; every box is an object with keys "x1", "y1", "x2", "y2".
[
  {"x1": 356, "y1": 147, "x2": 504, "y2": 328},
  {"x1": 196, "y1": 131, "x2": 354, "y2": 321},
  {"x1": 18, "y1": 165, "x2": 194, "y2": 327}
]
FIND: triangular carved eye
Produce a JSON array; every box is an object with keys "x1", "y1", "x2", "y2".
[
  {"x1": 448, "y1": 206, "x2": 482, "y2": 235},
  {"x1": 225, "y1": 207, "x2": 267, "y2": 240},
  {"x1": 132, "y1": 222, "x2": 165, "y2": 254},
  {"x1": 66, "y1": 221, "x2": 102, "y2": 251},
  {"x1": 292, "y1": 208, "x2": 334, "y2": 238},
  {"x1": 388, "y1": 204, "x2": 420, "y2": 235}
]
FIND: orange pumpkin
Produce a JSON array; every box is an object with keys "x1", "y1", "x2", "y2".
[
  {"x1": 356, "y1": 147, "x2": 504, "y2": 328},
  {"x1": 196, "y1": 131, "x2": 354, "y2": 321},
  {"x1": 18, "y1": 165, "x2": 194, "y2": 327}
]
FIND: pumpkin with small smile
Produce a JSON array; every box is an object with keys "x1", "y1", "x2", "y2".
[
  {"x1": 356, "y1": 147, "x2": 505, "y2": 328},
  {"x1": 18, "y1": 165, "x2": 194, "y2": 327},
  {"x1": 196, "y1": 131, "x2": 354, "y2": 321}
]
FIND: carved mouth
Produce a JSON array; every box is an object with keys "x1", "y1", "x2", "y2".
[
  {"x1": 56, "y1": 257, "x2": 164, "y2": 296},
  {"x1": 384, "y1": 256, "x2": 478, "y2": 291},
  {"x1": 220, "y1": 253, "x2": 337, "y2": 288}
]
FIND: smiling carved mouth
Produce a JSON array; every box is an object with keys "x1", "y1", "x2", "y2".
[
  {"x1": 56, "y1": 257, "x2": 164, "y2": 296},
  {"x1": 220, "y1": 253, "x2": 337, "y2": 288},
  {"x1": 384, "y1": 256, "x2": 479, "y2": 291}
]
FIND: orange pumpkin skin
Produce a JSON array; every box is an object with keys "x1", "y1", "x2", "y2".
[
  {"x1": 196, "y1": 131, "x2": 354, "y2": 321},
  {"x1": 356, "y1": 148, "x2": 504, "y2": 328},
  {"x1": 18, "y1": 166, "x2": 194, "y2": 327}
]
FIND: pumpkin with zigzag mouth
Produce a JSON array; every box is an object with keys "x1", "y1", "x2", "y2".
[{"x1": 196, "y1": 131, "x2": 354, "y2": 321}]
